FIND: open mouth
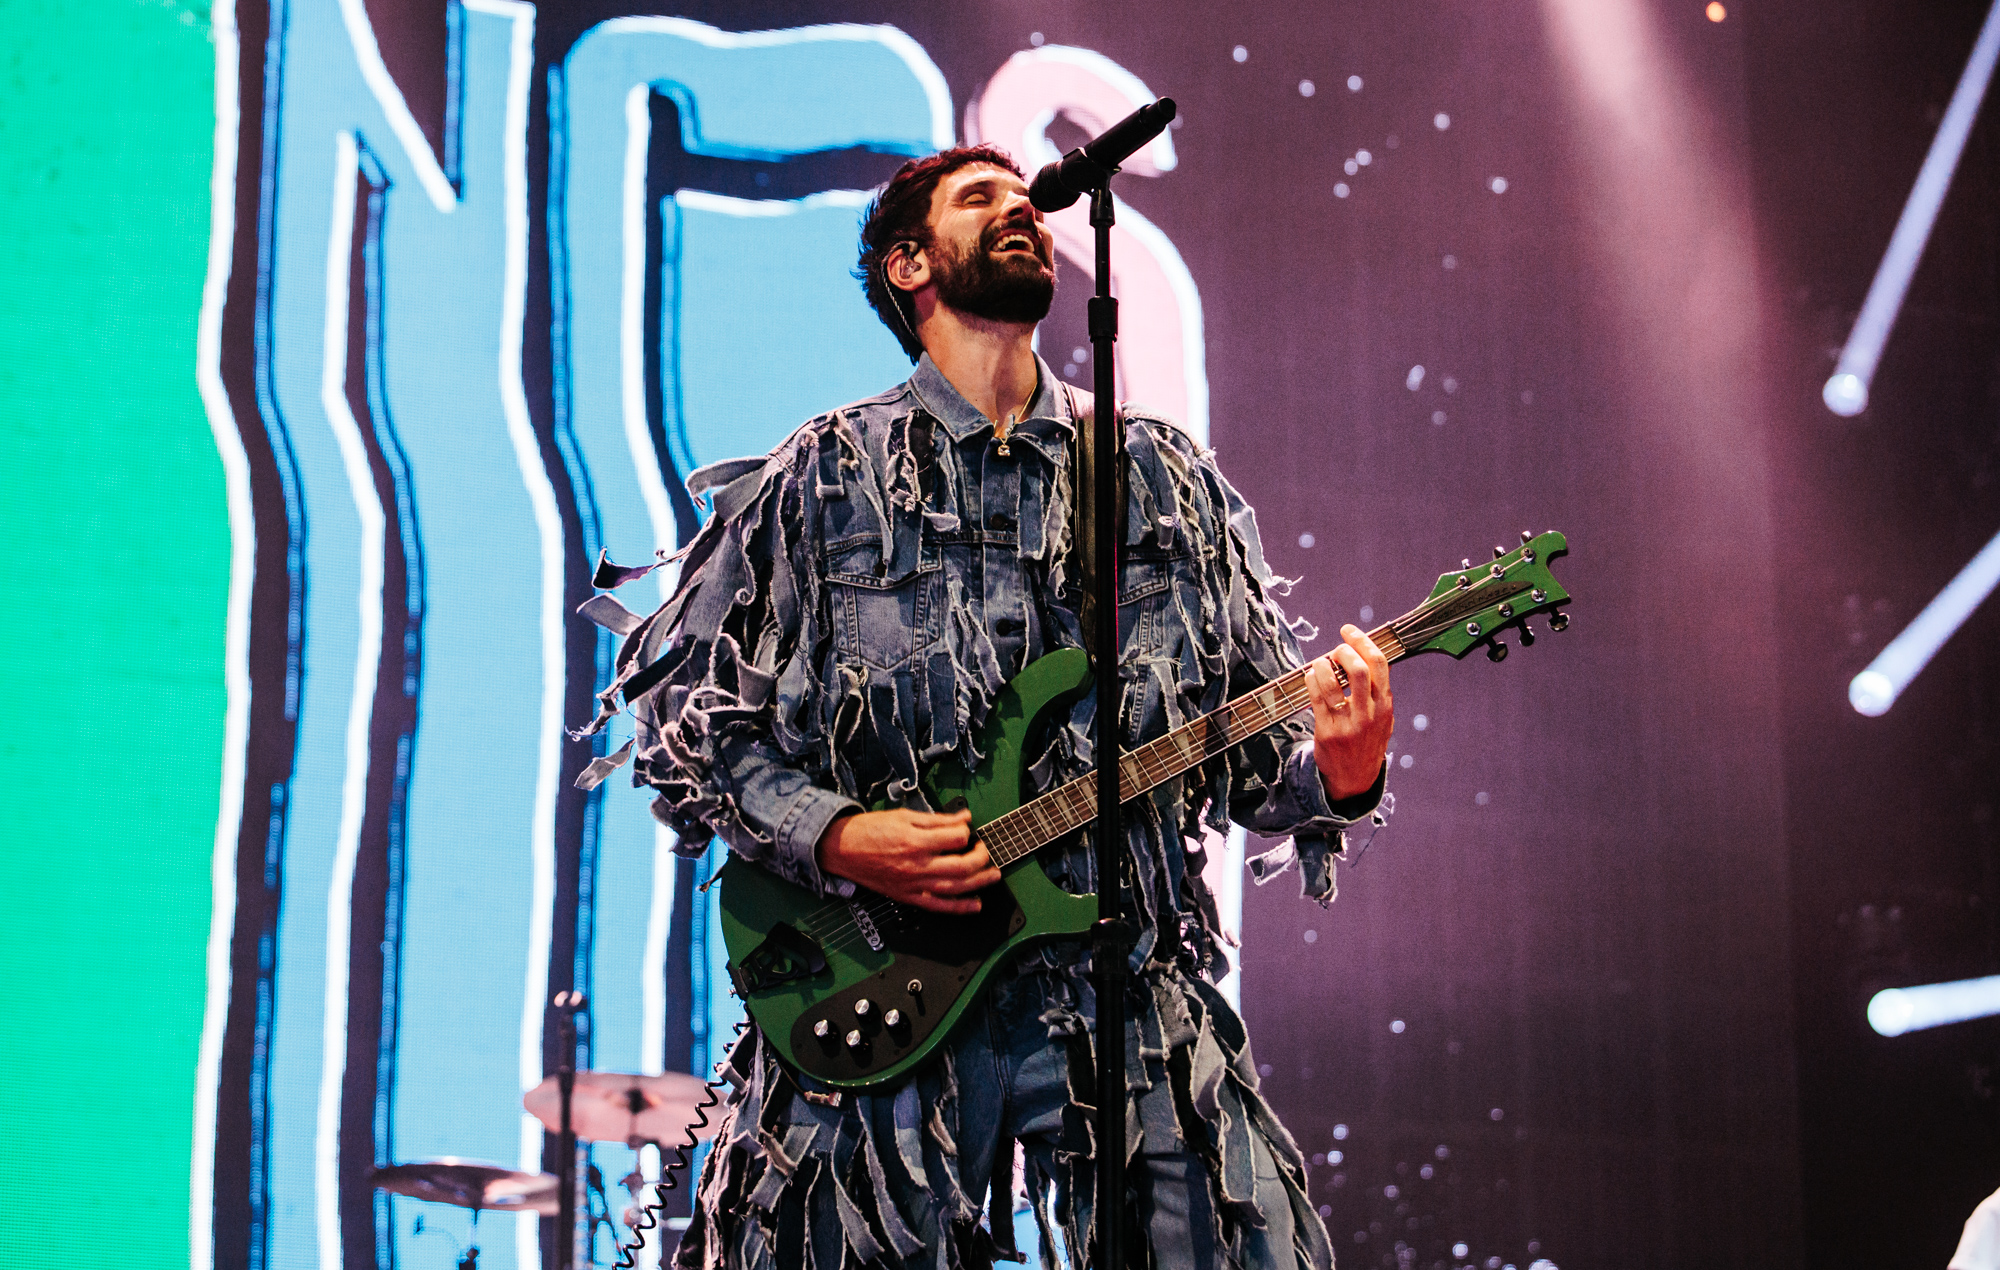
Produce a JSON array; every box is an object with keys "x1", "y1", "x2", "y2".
[{"x1": 990, "y1": 230, "x2": 1041, "y2": 258}]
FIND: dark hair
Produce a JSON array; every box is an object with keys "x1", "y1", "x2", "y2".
[{"x1": 856, "y1": 144, "x2": 1025, "y2": 361}]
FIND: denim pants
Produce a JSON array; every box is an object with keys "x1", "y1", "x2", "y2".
[{"x1": 687, "y1": 965, "x2": 1330, "y2": 1270}]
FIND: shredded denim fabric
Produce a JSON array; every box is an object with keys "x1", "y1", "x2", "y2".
[{"x1": 576, "y1": 355, "x2": 1384, "y2": 1268}]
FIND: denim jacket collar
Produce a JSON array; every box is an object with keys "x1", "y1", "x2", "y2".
[{"x1": 906, "y1": 351, "x2": 1076, "y2": 465}]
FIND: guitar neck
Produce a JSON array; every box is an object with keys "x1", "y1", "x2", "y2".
[{"x1": 976, "y1": 564, "x2": 1542, "y2": 867}]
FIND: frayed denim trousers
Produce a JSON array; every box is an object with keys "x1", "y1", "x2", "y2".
[{"x1": 675, "y1": 962, "x2": 1332, "y2": 1270}]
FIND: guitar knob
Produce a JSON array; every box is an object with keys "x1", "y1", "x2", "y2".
[
  {"x1": 813, "y1": 1019, "x2": 831, "y2": 1039},
  {"x1": 1486, "y1": 639, "x2": 1508, "y2": 662},
  {"x1": 1520, "y1": 529, "x2": 1533, "y2": 544},
  {"x1": 1517, "y1": 623, "x2": 1536, "y2": 647},
  {"x1": 845, "y1": 1029, "x2": 863, "y2": 1049},
  {"x1": 1493, "y1": 545, "x2": 1506, "y2": 559},
  {"x1": 1549, "y1": 610, "x2": 1569, "y2": 632},
  {"x1": 884, "y1": 1009, "x2": 903, "y2": 1028},
  {"x1": 1461, "y1": 558, "x2": 1472, "y2": 570},
  {"x1": 853, "y1": 999, "x2": 872, "y2": 1017}
]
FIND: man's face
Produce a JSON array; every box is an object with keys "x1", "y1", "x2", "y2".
[{"x1": 921, "y1": 163, "x2": 1057, "y2": 324}]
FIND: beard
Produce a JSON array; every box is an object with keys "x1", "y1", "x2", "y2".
[{"x1": 930, "y1": 228, "x2": 1056, "y2": 324}]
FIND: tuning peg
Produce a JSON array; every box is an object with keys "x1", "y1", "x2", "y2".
[
  {"x1": 1493, "y1": 545, "x2": 1507, "y2": 559},
  {"x1": 1549, "y1": 609, "x2": 1569, "y2": 632},
  {"x1": 1461, "y1": 558, "x2": 1472, "y2": 570},
  {"x1": 1486, "y1": 638, "x2": 1509, "y2": 662},
  {"x1": 1517, "y1": 622, "x2": 1536, "y2": 647},
  {"x1": 1520, "y1": 529, "x2": 1533, "y2": 544}
]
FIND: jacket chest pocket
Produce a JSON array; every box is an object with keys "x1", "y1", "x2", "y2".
[
  {"x1": 1117, "y1": 551, "x2": 1188, "y2": 654},
  {"x1": 826, "y1": 538, "x2": 943, "y2": 670}
]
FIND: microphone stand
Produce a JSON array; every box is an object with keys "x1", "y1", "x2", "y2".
[
  {"x1": 1032, "y1": 95, "x2": 1172, "y2": 1267},
  {"x1": 1085, "y1": 178, "x2": 1129, "y2": 1270}
]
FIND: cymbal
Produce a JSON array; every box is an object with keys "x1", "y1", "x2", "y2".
[
  {"x1": 523, "y1": 1070, "x2": 718, "y2": 1146},
  {"x1": 371, "y1": 1159, "x2": 559, "y2": 1215}
]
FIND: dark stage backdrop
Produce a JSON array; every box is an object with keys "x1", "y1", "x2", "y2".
[{"x1": 55, "y1": 0, "x2": 2000, "y2": 1265}]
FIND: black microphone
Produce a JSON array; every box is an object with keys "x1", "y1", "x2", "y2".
[{"x1": 1028, "y1": 97, "x2": 1177, "y2": 212}]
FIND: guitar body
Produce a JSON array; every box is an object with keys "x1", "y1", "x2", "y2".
[{"x1": 717, "y1": 648, "x2": 1098, "y2": 1090}]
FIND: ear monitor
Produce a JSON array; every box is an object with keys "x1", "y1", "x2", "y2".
[{"x1": 882, "y1": 251, "x2": 921, "y2": 346}]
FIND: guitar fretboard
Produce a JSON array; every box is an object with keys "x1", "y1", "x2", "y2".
[{"x1": 976, "y1": 571, "x2": 1537, "y2": 866}]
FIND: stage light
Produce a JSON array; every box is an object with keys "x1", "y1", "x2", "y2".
[
  {"x1": 1823, "y1": 0, "x2": 2000, "y2": 417},
  {"x1": 1867, "y1": 973, "x2": 2000, "y2": 1036},
  {"x1": 1706, "y1": 2, "x2": 1726, "y2": 21},
  {"x1": 1848, "y1": 527, "x2": 2000, "y2": 715},
  {"x1": 1822, "y1": 371, "x2": 1867, "y2": 416}
]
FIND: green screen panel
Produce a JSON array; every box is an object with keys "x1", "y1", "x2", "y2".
[{"x1": 0, "y1": 3, "x2": 223, "y2": 1265}]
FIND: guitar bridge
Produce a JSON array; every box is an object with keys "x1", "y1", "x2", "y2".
[{"x1": 849, "y1": 902, "x2": 885, "y2": 952}]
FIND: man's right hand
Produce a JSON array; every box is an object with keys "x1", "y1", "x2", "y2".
[{"x1": 816, "y1": 808, "x2": 1002, "y2": 914}]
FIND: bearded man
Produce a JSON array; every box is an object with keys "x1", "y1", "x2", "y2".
[{"x1": 611, "y1": 144, "x2": 1393, "y2": 1270}]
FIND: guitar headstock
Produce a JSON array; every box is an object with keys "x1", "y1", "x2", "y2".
[{"x1": 1391, "y1": 531, "x2": 1571, "y2": 662}]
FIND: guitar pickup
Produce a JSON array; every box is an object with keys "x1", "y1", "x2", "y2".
[{"x1": 731, "y1": 922, "x2": 828, "y2": 995}]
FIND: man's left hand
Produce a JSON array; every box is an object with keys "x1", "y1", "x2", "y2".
[{"x1": 1305, "y1": 624, "x2": 1395, "y2": 802}]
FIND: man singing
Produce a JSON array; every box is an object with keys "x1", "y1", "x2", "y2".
[{"x1": 616, "y1": 144, "x2": 1392, "y2": 1269}]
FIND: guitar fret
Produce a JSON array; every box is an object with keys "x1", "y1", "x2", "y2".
[
  {"x1": 1067, "y1": 781, "x2": 1091, "y2": 829},
  {"x1": 1021, "y1": 802, "x2": 1049, "y2": 845}
]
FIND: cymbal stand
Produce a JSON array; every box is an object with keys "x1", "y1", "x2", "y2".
[{"x1": 551, "y1": 991, "x2": 587, "y2": 1270}]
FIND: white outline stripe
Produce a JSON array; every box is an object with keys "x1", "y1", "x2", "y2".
[
  {"x1": 459, "y1": 4, "x2": 560, "y2": 1265},
  {"x1": 1214, "y1": 826, "x2": 1245, "y2": 1010},
  {"x1": 641, "y1": 828, "x2": 675, "y2": 1079},
  {"x1": 315, "y1": 130, "x2": 387, "y2": 1270},
  {"x1": 192, "y1": 2, "x2": 246, "y2": 1266},
  {"x1": 335, "y1": 0, "x2": 457, "y2": 211},
  {"x1": 673, "y1": 187, "x2": 874, "y2": 216},
  {"x1": 1825, "y1": 0, "x2": 2000, "y2": 416}
]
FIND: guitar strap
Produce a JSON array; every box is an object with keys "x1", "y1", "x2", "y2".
[{"x1": 1061, "y1": 381, "x2": 1121, "y2": 654}]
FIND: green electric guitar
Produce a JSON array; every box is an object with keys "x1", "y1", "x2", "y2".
[{"x1": 719, "y1": 531, "x2": 1573, "y2": 1090}]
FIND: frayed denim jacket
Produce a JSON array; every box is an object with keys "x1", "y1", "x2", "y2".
[{"x1": 588, "y1": 354, "x2": 1381, "y2": 976}]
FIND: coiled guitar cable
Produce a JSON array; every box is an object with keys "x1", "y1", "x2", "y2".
[{"x1": 610, "y1": 1020, "x2": 753, "y2": 1269}]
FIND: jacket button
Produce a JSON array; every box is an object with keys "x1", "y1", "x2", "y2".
[{"x1": 987, "y1": 512, "x2": 1014, "y2": 531}]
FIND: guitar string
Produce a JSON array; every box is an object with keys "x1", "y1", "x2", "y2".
[{"x1": 778, "y1": 566, "x2": 1551, "y2": 954}]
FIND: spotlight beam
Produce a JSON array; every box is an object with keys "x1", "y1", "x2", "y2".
[
  {"x1": 1868, "y1": 974, "x2": 2000, "y2": 1036},
  {"x1": 1823, "y1": 0, "x2": 2000, "y2": 417},
  {"x1": 1850, "y1": 526, "x2": 2000, "y2": 715}
]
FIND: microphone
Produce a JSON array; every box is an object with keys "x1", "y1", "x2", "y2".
[{"x1": 1028, "y1": 97, "x2": 1177, "y2": 212}]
